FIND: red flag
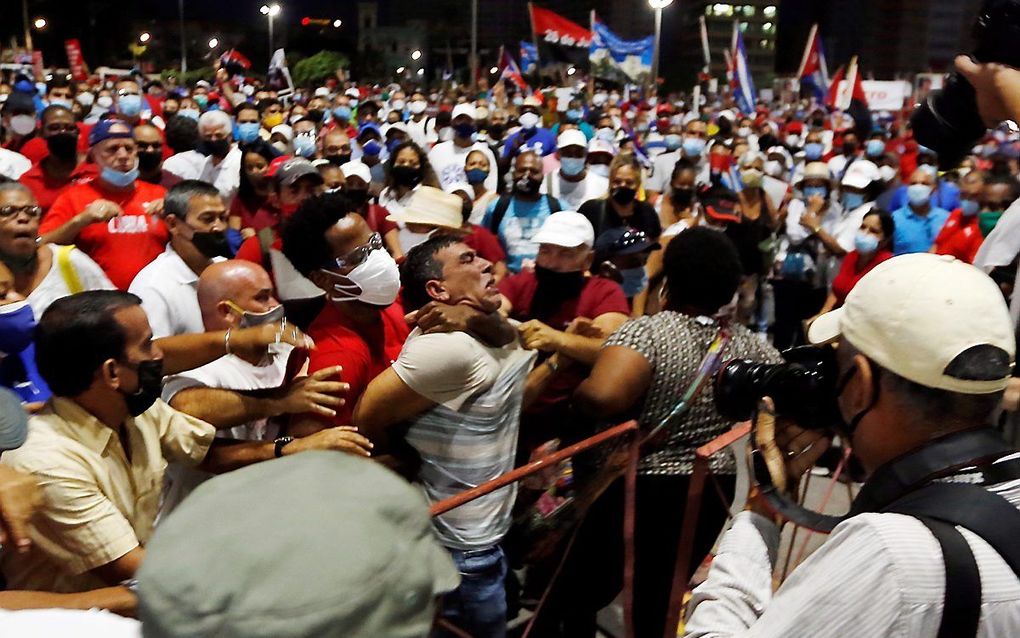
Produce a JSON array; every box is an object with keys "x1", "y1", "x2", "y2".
[
  {"x1": 530, "y1": 5, "x2": 591, "y2": 48},
  {"x1": 64, "y1": 39, "x2": 88, "y2": 81},
  {"x1": 825, "y1": 65, "x2": 845, "y2": 109}
]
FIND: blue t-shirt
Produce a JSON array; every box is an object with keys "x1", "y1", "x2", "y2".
[
  {"x1": 482, "y1": 195, "x2": 567, "y2": 272},
  {"x1": 892, "y1": 205, "x2": 951, "y2": 255},
  {"x1": 502, "y1": 127, "x2": 558, "y2": 158},
  {"x1": 887, "y1": 181, "x2": 961, "y2": 213}
]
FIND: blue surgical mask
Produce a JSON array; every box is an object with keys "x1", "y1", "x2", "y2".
[
  {"x1": 682, "y1": 138, "x2": 706, "y2": 157},
  {"x1": 804, "y1": 142, "x2": 824, "y2": 161},
  {"x1": 117, "y1": 94, "x2": 143, "y2": 117},
  {"x1": 177, "y1": 108, "x2": 200, "y2": 121},
  {"x1": 466, "y1": 168, "x2": 489, "y2": 185},
  {"x1": 194, "y1": 94, "x2": 209, "y2": 109},
  {"x1": 101, "y1": 164, "x2": 139, "y2": 188},
  {"x1": 589, "y1": 164, "x2": 610, "y2": 178},
  {"x1": 362, "y1": 140, "x2": 382, "y2": 156},
  {"x1": 619, "y1": 266, "x2": 649, "y2": 298},
  {"x1": 854, "y1": 231, "x2": 880, "y2": 254},
  {"x1": 865, "y1": 139, "x2": 885, "y2": 158},
  {"x1": 334, "y1": 106, "x2": 352, "y2": 121},
  {"x1": 664, "y1": 134, "x2": 682, "y2": 151},
  {"x1": 907, "y1": 183, "x2": 932, "y2": 207},
  {"x1": 560, "y1": 157, "x2": 586, "y2": 177},
  {"x1": 841, "y1": 191, "x2": 866, "y2": 210},
  {"x1": 0, "y1": 301, "x2": 36, "y2": 355},
  {"x1": 293, "y1": 133, "x2": 316, "y2": 158},
  {"x1": 960, "y1": 199, "x2": 980, "y2": 217},
  {"x1": 802, "y1": 185, "x2": 827, "y2": 200},
  {"x1": 236, "y1": 122, "x2": 261, "y2": 143},
  {"x1": 566, "y1": 109, "x2": 583, "y2": 123}
]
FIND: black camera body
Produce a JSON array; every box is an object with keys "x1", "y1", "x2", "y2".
[
  {"x1": 912, "y1": 0, "x2": 1020, "y2": 169},
  {"x1": 714, "y1": 346, "x2": 843, "y2": 430}
]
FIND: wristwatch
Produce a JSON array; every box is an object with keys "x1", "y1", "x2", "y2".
[{"x1": 274, "y1": 436, "x2": 294, "y2": 458}]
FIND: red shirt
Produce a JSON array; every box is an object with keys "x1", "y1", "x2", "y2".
[
  {"x1": 229, "y1": 196, "x2": 278, "y2": 233},
  {"x1": 362, "y1": 203, "x2": 398, "y2": 236},
  {"x1": 235, "y1": 232, "x2": 279, "y2": 265},
  {"x1": 831, "y1": 249, "x2": 893, "y2": 307},
  {"x1": 462, "y1": 224, "x2": 506, "y2": 266},
  {"x1": 305, "y1": 302, "x2": 410, "y2": 427},
  {"x1": 499, "y1": 271, "x2": 630, "y2": 331},
  {"x1": 933, "y1": 209, "x2": 983, "y2": 264},
  {"x1": 41, "y1": 179, "x2": 168, "y2": 290},
  {"x1": 19, "y1": 161, "x2": 98, "y2": 213}
]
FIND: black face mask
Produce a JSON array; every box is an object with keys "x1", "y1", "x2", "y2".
[
  {"x1": 532, "y1": 266, "x2": 586, "y2": 323},
  {"x1": 488, "y1": 123, "x2": 506, "y2": 139},
  {"x1": 190, "y1": 230, "x2": 232, "y2": 259},
  {"x1": 843, "y1": 142, "x2": 859, "y2": 156},
  {"x1": 198, "y1": 138, "x2": 231, "y2": 158},
  {"x1": 454, "y1": 122, "x2": 476, "y2": 139},
  {"x1": 137, "y1": 150, "x2": 162, "y2": 173},
  {"x1": 391, "y1": 165, "x2": 422, "y2": 187},
  {"x1": 46, "y1": 133, "x2": 78, "y2": 161},
  {"x1": 307, "y1": 109, "x2": 325, "y2": 123},
  {"x1": 611, "y1": 186, "x2": 637, "y2": 205},
  {"x1": 344, "y1": 188, "x2": 369, "y2": 206},
  {"x1": 671, "y1": 188, "x2": 694, "y2": 209},
  {"x1": 326, "y1": 153, "x2": 352, "y2": 167},
  {"x1": 758, "y1": 134, "x2": 778, "y2": 151},
  {"x1": 120, "y1": 358, "x2": 164, "y2": 417},
  {"x1": 514, "y1": 175, "x2": 542, "y2": 198}
]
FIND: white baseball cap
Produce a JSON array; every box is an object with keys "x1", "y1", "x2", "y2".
[
  {"x1": 587, "y1": 138, "x2": 617, "y2": 157},
  {"x1": 339, "y1": 161, "x2": 372, "y2": 183},
  {"x1": 270, "y1": 124, "x2": 294, "y2": 142},
  {"x1": 387, "y1": 186, "x2": 463, "y2": 229},
  {"x1": 557, "y1": 129, "x2": 588, "y2": 150},
  {"x1": 314, "y1": 87, "x2": 331, "y2": 98},
  {"x1": 807, "y1": 253, "x2": 1015, "y2": 394},
  {"x1": 531, "y1": 211, "x2": 595, "y2": 248},
  {"x1": 841, "y1": 159, "x2": 880, "y2": 190},
  {"x1": 444, "y1": 181, "x2": 472, "y2": 199},
  {"x1": 451, "y1": 103, "x2": 477, "y2": 121}
]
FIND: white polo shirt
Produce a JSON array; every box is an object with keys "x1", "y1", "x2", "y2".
[
  {"x1": 128, "y1": 245, "x2": 225, "y2": 338},
  {"x1": 161, "y1": 145, "x2": 242, "y2": 205}
]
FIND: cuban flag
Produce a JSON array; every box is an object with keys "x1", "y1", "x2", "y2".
[
  {"x1": 729, "y1": 21, "x2": 756, "y2": 115},
  {"x1": 499, "y1": 47, "x2": 532, "y2": 95},
  {"x1": 797, "y1": 24, "x2": 830, "y2": 102}
]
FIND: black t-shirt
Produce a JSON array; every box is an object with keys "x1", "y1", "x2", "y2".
[{"x1": 578, "y1": 198, "x2": 662, "y2": 243}]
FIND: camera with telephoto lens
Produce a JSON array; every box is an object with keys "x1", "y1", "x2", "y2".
[
  {"x1": 714, "y1": 346, "x2": 842, "y2": 430},
  {"x1": 911, "y1": 0, "x2": 1020, "y2": 170}
]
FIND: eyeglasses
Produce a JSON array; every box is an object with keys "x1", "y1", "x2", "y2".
[
  {"x1": 333, "y1": 232, "x2": 383, "y2": 270},
  {"x1": 0, "y1": 205, "x2": 43, "y2": 219}
]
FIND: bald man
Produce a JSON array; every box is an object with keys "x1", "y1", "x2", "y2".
[{"x1": 158, "y1": 260, "x2": 367, "y2": 515}]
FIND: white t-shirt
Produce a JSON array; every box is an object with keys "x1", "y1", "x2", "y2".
[
  {"x1": 0, "y1": 147, "x2": 31, "y2": 180},
  {"x1": 428, "y1": 140, "x2": 499, "y2": 193},
  {"x1": 159, "y1": 343, "x2": 295, "y2": 514},
  {"x1": 162, "y1": 146, "x2": 242, "y2": 205},
  {"x1": 0, "y1": 609, "x2": 140, "y2": 637},
  {"x1": 647, "y1": 150, "x2": 681, "y2": 194},
  {"x1": 541, "y1": 170, "x2": 609, "y2": 210},
  {"x1": 405, "y1": 115, "x2": 432, "y2": 148},
  {"x1": 27, "y1": 244, "x2": 115, "y2": 320},
  {"x1": 129, "y1": 245, "x2": 225, "y2": 338}
]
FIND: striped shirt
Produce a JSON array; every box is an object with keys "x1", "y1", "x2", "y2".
[
  {"x1": 685, "y1": 476, "x2": 1020, "y2": 637},
  {"x1": 393, "y1": 329, "x2": 537, "y2": 550}
]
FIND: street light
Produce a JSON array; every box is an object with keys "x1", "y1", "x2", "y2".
[
  {"x1": 648, "y1": 0, "x2": 674, "y2": 90},
  {"x1": 139, "y1": 32, "x2": 150, "y2": 43},
  {"x1": 417, "y1": 68, "x2": 424, "y2": 76},
  {"x1": 396, "y1": 66, "x2": 406, "y2": 74},
  {"x1": 489, "y1": 66, "x2": 498, "y2": 74},
  {"x1": 411, "y1": 49, "x2": 422, "y2": 61},
  {"x1": 567, "y1": 66, "x2": 576, "y2": 76},
  {"x1": 33, "y1": 17, "x2": 46, "y2": 29},
  {"x1": 208, "y1": 37, "x2": 218, "y2": 49},
  {"x1": 333, "y1": 19, "x2": 341, "y2": 28},
  {"x1": 260, "y1": 4, "x2": 281, "y2": 59}
]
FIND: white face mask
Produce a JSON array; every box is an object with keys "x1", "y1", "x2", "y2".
[
  {"x1": 764, "y1": 160, "x2": 784, "y2": 178},
  {"x1": 9, "y1": 114, "x2": 36, "y2": 136},
  {"x1": 519, "y1": 112, "x2": 540, "y2": 129},
  {"x1": 878, "y1": 165, "x2": 898, "y2": 182},
  {"x1": 96, "y1": 95, "x2": 114, "y2": 109},
  {"x1": 76, "y1": 92, "x2": 95, "y2": 107},
  {"x1": 324, "y1": 248, "x2": 400, "y2": 306},
  {"x1": 409, "y1": 100, "x2": 427, "y2": 115}
]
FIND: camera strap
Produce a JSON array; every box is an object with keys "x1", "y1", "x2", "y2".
[{"x1": 643, "y1": 322, "x2": 732, "y2": 444}]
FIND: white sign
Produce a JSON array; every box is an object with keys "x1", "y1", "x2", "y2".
[{"x1": 832, "y1": 80, "x2": 910, "y2": 111}]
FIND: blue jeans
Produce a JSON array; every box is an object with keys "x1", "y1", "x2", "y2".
[{"x1": 439, "y1": 545, "x2": 507, "y2": 638}]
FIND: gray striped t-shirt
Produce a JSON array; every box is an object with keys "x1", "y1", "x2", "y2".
[{"x1": 393, "y1": 329, "x2": 537, "y2": 550}]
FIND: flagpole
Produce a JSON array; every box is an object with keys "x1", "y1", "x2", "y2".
[
  {"x1": 699, "y1": 15, "x2": 711, "y2": 78},
  {"x1": 796, "y1": 23, "x2": 817, "y2": 79},
  {"x1": 470, "y1": 0, "x2": 478, "y2": 91},
  {"x1": 587, "y1": 10, "x2": 596, "y2": 104},
  {"x1": 528, "y1": 2, "x2": 542, "y2": 87}
]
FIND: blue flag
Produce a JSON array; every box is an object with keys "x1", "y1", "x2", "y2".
[
  {"x1": 589, "y1": 17, "x2": 654, "y2": 84},
  {"x1": 520, "y1": 41, "x2": 538, "y2": 75}
]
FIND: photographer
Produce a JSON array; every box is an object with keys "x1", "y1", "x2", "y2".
[{"x1": 684, "y1": 253, "x2": 1020, "y2": 637}]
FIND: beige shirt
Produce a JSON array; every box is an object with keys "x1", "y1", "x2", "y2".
[{"x1": 0, "y1": 397, "x2": 215, "y2": 592}]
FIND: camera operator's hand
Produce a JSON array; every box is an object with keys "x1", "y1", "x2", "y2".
[
  {"x1": 749, "y1": 397, "x2": 831, "y2": 519},
  {"x1": 955, "y1": 56, "x2": 1020, "y2": 128}
]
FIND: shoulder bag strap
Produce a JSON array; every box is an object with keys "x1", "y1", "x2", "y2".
[
  {"x1": 488, "y1": 194, "x2": 512, "y2": 234},
  {"x1": 56, "y1": 245, "x2": 84, "y2": 294},
  {"x1": 913, "y1": 516, "x2": 982, "y2": 638}
]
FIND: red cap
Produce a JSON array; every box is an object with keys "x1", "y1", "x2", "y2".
[
  {"x1": 786, "y1": 121, "x2": 804, "y2": 135},
  {"x1": 267, "y1": 155, "x2": 294, "y2": 178}
]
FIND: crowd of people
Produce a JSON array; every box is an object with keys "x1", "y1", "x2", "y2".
[{"x1": 1, "y1": 52, "x2": 1020, "y2": 637}]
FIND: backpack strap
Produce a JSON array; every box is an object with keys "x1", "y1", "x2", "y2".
[
  {"x1": 55, "y1": 245, "x2": 84, "y2": 294},
  {"x1": 488, "y1": 194, "x2": 513, "y2": 235},
  {"x1": 885, "y1": 481, "x2": 1020, "y2": 638},
  {"x1": 546, "y1": 194, "x2": 562, "y2": 213},
  {"x1": 257, "y1": 227, "x2": 276, "y2": 274}
]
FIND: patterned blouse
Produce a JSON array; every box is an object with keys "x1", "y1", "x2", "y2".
[{"x1": 604, "y1": 311, "x2": 783, "y2": 476}]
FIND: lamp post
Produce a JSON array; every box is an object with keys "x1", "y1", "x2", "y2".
[
  {"x1": 469, "y1": 0, "x2": 478, "y2": 90},
  {"x1": 21, "y1": 0, "x2": 33, "y2": 50},
  {"x1": 260, "y1": 4, "x2": 281, "y2": 60},
  {"x1": 179, "y1": 0, "x2": 187, "y2": 73},
  {"x1": 648, "y1": 0, "x2": 673, "y2": 91}
]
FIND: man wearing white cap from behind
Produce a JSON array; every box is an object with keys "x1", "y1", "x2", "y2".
[
  {"x1": 428, "y1": 103, "x2": 498, "y2": 192},
  {"x1": 540, "y1": 129, "x2": 609, "y2": 210},
  {"x1": 686, "y1": 253, "x2": 1020, "y2": 637}
]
